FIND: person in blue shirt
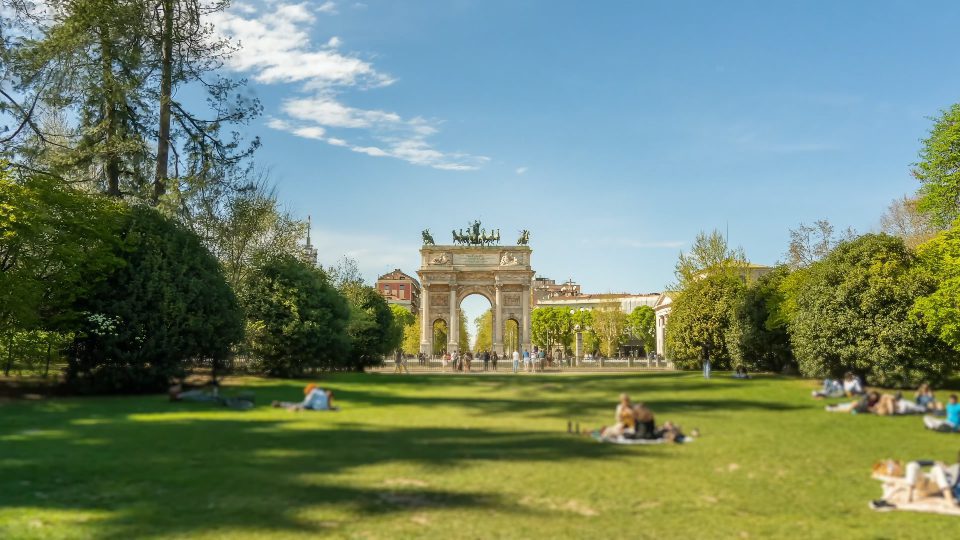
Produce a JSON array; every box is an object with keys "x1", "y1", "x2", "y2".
[
  {"x1": 923, "y1": 394, "x2": 960, "y2": 432},
  {"x1": 273, "y1": 383, "x2": 338, "y2": 411}
]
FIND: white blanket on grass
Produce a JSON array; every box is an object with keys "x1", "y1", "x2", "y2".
[
  {"x1": 593, "y1": 434, "x2": 693, "y2": 445},
  {"x1": 873, "y1": 473, "x2": 960, "y2": 516}
]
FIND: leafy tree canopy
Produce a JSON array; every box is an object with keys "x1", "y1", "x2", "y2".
[
  {"x1": 913, "y1": 223, "x2": 960, "y2": 353},
  {"x1": 665, "y1": 272, "x2": 745, "y2": 370},
  {"x1": 242, "y1": 253, "x2": 350, "y2": 377},
  {"x1": 915, "y1": 104, "x2": 960, "y2": 228},
  {"x1": 786, "y1": 234, "x2": 956, "y2": 387}
]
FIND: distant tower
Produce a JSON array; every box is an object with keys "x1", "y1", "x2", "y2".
[{"x1": 302, "y1": 215, "x2": 318, "y2": 265}]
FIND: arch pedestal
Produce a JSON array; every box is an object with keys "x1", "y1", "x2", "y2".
[{"x1": 418, "y1": 245, "x2": 534, "y2": 356}]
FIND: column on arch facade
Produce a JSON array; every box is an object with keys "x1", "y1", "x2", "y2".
[
  {"x1": 420, "y1": 286, "x2": 431, "y2": 355},
  {"x1": 521, "y1": 284, "x2": 531, "y2": 354},
  {"x1": 448, "y1": 287, "x2": 458, "y2": 353},
  {"x1": 493, "y1": 282, "x2": 503, "y2": 356}
]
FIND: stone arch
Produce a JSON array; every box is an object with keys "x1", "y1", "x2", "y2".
[{"x1": 418, "y1": 244, "x2": 534, "y2": 356}]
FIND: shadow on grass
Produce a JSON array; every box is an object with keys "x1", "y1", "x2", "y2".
[{"x1": 0, "y1": 405, "x2": 645, "y2": 538}]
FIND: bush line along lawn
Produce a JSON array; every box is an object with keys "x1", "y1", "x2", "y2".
[{"x1": 1, "y1": 372, "x2": 957, "y2": 539}]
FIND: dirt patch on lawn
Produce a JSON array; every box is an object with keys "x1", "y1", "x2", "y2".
[{"x1": 520, "y1": 496, "x2": 598, "y2": 517}]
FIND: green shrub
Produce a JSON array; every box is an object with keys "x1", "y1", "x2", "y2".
[
  {"x1": 242, "y1": 254, "x2": 350, "y2": 376},
  {"x1": 67, "y1": 206, "x2": 243, "y2": 393}
]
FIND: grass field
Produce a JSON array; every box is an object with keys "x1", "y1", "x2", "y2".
[{"x1": 2, "y1": 371, "x2": 958, "y2": 539}]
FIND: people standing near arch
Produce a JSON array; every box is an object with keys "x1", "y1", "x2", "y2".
[
  {"x1": 492, "y1": 351, "x2": 499, "y2": 371},
  {"x1": 523, "y1": 349, "x2": 532, "y2": 372},
  {"x1": 512, "y1": 350, "x2": 520, "y2": 373}
]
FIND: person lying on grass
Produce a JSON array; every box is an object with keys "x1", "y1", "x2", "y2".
[
  {"x1": 871, "y1": 450, "x2": 960, "y2": 511},
  {"x1": 168, "y1": 381, "x2": 255, "y2": 410},
  {"x1": 826, "y1": 391, "x2": 930, "y2": 416},
  {"x1": 272, "y1": 383, "x2": 339, "y2": 411},
  {"x1": 924, "y1": 395, "x2": 960, "y2": 433},
  {"x1": 906, "y1": 452, "x2": 960, "y2": 505}
]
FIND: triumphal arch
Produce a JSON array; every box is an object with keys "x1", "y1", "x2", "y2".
[{"x1": 418, "y1": 223, "x2": 534, "y2": 356}]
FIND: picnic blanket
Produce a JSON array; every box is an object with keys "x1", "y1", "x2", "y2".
[
  {"x1": 592, "y1": 433, "x2": 693, "y2": 445},
  {"x1": 872, "y1": 473, "x2": 960, "y2": 516}
]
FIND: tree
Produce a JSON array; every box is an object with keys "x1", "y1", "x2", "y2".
[
  {"x1": 343, "y1": 284, "x2": 399, "y2": 370},
  {"x1": 9, "y1": 0, "x2": 153, "y2": 195},
  {"x1": 402, "y1": 315, "x2": 421, "y2": 355},
  {"x1": 67, "y1": 206, "x2": 243, "y2": 392},
  {"x1": 0, "y1": 168, "x2": 122, "y2": 332},
  {"x1": 242, "y1": 253, "x2": 350, "y2": 377},
  {"x1": 912, "y1": 224, "x2": 960, "y2": 353},
  {"x1": 591, "y1": 304, "x2": 627, "y2": 358},
  {"x1": 175, "y1": 173, "x2": 306, "y2": 292},
  {"x1": 627, "y1": 306, "x2": 656, "y2": 354},
  {"x1": 458, "y1": 311, "x2": 470, "y2": 353},
  {"x1": 1, "y1": 167, "x2": 124, "y2": 376},
  {"x1": 880, "y1": 195, "x2": 941, "y2": 249},
  {"x1": 433, "y1": 319, "x2": 448, "y2": 355},
  {"x1": 473, "y1": 309, "x2": 493, "y2": 352},
  {"x1": 665, "y1": 272, "x2": 745, "y2": 370},
  {"x1": 674, "y1": 229, "x2": 747, "y2": 288},
  {"x1": 504, "y1": 319, "x2": 520, "y2": 354},
  {"x1": 727, "y1": 266, "x2": 795, "y2": 372},
  {"x1": 389, "y1": 304, "x2": 414, "y2": 354},
  {"x1": 787, "y1": 234, "x2": 956, "y2": 387},
  {"x1": 914, "y1": 104, "x2": 960, "y2": 228},
  {"x1": 531, "y1": 307, "x2": 573, "y2": 355},
  {"x1": 785, "y1": 219, "x2": 853, "y2": 269},
  {"x1": 5, "y1": 0, "x2": 260, "y2": 201},
  {"x1": 327, "y1": 256, "x2": 365, "y2": 290}
]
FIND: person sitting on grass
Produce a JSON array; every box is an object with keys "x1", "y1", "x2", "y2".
[
  {"x1": 812, "y1": 378, "x2": 844, "y2": 399},
  {"x1": 916, "y1": 383, "x2": 944, "y2": 413},
  {"x1": 600, "y1": 394, "x2": 637, "y2": 438},
  {"x1": 842, "y1": 372, "x2": 865, "y2": 396},
  {"x1": 732, "y1": 365, "x2": 751, "y2": 379},
  {"x1": 272, "y1": 383, "x2": 338, "y2": 411},
  {"x1": 924, "y1": 395, "x2": 960, "y2": 432},
  {"x1": 630, "y1": 403, "x2": 657, "y2": 440}
]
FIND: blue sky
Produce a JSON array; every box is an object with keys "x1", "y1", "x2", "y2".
[{"x1": 213, "y1": 0, "x2": 960, "y2": 329}]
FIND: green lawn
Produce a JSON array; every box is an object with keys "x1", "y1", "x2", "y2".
[{"x1": 1, "y1": 372, "x2": 958, "y2": 539}]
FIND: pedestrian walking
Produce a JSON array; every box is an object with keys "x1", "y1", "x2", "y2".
[
  {"x1": 512, "y1": 350, "x2": 520, "y2": 373},
  {"x1": 394, "y1": 349, "x2": 408, "y2": 374},
  {"x1": 492, "y1": 351, "x2": 499, "y2": 371}
]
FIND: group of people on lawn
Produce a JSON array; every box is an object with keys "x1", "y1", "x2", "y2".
[
  {"x1": 809, "y1": 372, "x2": 960, "y2": 511},
  {"x1": 816, "y1": 373, "x2": 960, "y2": 431},
  {"x1": 593, "y1": 393, "x2": 696, "y2": 443}
]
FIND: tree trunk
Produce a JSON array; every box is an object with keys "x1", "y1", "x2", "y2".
[
  {"x1": 4, "y1": 333, "x2": 13, "y2": 376},
  {"x1": 100, "y1": 24, "x2": 122, "y2": 197},
  {"x1": 153, "y1": 0, "x2": 174, "y2": 204}
]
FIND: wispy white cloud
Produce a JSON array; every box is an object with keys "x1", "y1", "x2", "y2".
[
  {"x1": 211, "y1": 1, "x2": 487, "y2": 171},
  {"x1": 515, "y1": 166, "x2": 528, "y2": 175},
  {"x1": 727, "y1": 123, "x2": 839, "y2": 154},
  {"x1": 291, "y1": 126, "x2": 326, "y2": 139},
  {"x1": 316, "y1": 1, "x2": 338, "y2": 14}
]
